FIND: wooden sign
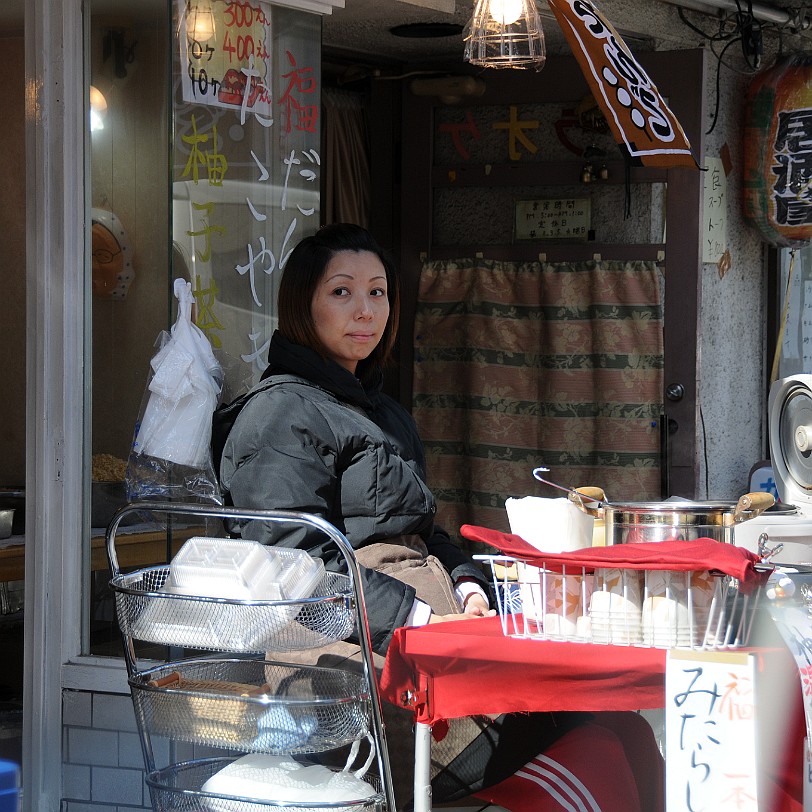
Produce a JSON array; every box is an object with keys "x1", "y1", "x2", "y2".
[
  {"x1": 514, "y1": 198, "x2": 591, "y2": 241},
  {"x1": 666, "y1": 649, "x2": 759, "y2": 811}
]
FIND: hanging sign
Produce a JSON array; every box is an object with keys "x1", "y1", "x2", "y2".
[
  {"x1": 546, "y1": 0, "x2": 697, "y2": 169},
  {"x1": 743, "y1": 54, "x2": 812, "y2": 247},
  {"x1": 178, "y1": 0, "x2": 274, "y2": 121},
  {"x1": 665, "y1": 649, "x2": 760, "y2": 811}
]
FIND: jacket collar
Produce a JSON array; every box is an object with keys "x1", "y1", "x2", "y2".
[{"x1": 261, "y1": 331, "x2": 381, "y2": 410}]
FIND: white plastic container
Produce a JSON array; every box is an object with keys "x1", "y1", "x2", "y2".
[
  {"x1": 505, "y1": 496, "x2": 594, "y2": 553},
  {"x1": 165, "y1": 537, "x2": 325, "y2": 602}
]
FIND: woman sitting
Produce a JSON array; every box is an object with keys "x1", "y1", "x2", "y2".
[{"x1": 221, "y1": 223, "x2": 664, "y2": 812}]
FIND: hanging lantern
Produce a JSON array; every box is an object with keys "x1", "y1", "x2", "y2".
[
  {"x1": 463, "y1": 0, "x2": 546, "y2": 71},
  {"x1": 743, "y1": 54, "x2": 812, "y2": 248}
]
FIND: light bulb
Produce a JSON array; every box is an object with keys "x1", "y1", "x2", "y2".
[
  {"x1": 186, "y1": 1, "x2": 216, "y2": 42},
  {"x1": 488, "y1": 0, "x2": 523, "y2": 26}
]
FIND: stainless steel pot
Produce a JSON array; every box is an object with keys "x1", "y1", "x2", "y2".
[{"x1": 602, "y1": 492, "x2": 775, "y2": 545}]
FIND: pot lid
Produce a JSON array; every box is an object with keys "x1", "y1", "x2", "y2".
[{"x1": 769, "y1": 375, "x2": 812, "y2": 505}]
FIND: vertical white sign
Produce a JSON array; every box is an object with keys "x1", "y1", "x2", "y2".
[
  {"x1": 666, "y1": 650, "x2": 758, "y2": 811},
  {"x1": 702, "y1": 156, "x2": 727, "y2": 264}
]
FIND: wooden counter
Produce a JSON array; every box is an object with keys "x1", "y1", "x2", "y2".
[{"x1": 0, "y1": 525, "x2": 203, "y2": 582}]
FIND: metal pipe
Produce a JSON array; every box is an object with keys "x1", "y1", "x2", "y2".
[{"x1": 659, "y1": 0, "x2": 802, "y2": 28}]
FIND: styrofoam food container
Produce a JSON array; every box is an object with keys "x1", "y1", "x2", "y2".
[{"x1": 165, "y1": 537, "x2": 325, "y2": 602}]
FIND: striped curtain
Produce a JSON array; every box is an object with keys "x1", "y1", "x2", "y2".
[{"x1": 412, "y1": 257, "x2": 664, "y2": 549}]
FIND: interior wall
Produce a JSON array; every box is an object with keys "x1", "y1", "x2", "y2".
[
  {"x1": 0, "y1": 35, "x2": 25, "y2": 487},
  {"x1": 90, "y1": 17, "x2": 170, "y2": 462}
]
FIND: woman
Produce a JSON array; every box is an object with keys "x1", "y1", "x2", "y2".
[
  {"x1": 221, "y1": 223, "x2": 662, "y2": 811},
  {"x1": 220, "y1": 223, "x2": 494, "y2": 651}
]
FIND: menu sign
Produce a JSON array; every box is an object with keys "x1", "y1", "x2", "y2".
[
  {"x1": 179, "y1": 0, "x2": 273, "y2": 120},
  {"x1": 665, "y1": 650, "x2": 759, "y2": 811}
]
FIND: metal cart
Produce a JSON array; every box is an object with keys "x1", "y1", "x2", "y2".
[{"x1": 106, "y1": 502, "x2": 395, "y2": 812}]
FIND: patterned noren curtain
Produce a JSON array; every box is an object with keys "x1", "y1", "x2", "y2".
[{"x1": 412, "y1": 257, "x2": 664, "y2": 548}]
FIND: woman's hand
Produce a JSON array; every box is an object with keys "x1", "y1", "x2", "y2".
[
  {"x1": 428, "y1": 595, "x2": 497, "y2": 624},
  {"x1": 462, "y1": 592, "x2": 497, "y2": 617},
  {"x1": 428, "y1": 612, "x2": 477, "y2": 624}
]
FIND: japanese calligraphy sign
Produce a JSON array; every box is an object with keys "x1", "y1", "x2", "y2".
[
  {"x1": 666, "y1": 650, "x2": 759, "y2": 811},
  {"x1": 743, "y1": 54, "x2": 812, "y2": 247},
  {"x1": 546, "y1": 0, "x2": 697, "y2": 169}
]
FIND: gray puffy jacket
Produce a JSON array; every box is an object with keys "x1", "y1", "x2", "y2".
[{"x1": 220, "y1": 341, "x2": 486, "y2": 653}]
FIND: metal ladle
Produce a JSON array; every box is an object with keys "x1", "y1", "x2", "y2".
[{"x1": 532, "y1": 467, "x2": 605, "y2": 509}]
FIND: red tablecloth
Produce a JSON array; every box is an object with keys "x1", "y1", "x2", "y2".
[
  {"x1": 380, "y1": 617, "x2": 805, "y2": 810},
  {"x1": 380, "y1": 616, "x2": 668, "y2": 725}
]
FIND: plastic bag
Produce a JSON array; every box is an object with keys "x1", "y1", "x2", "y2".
[{"x1": 126, "y1": 279, "x2": 223, "y2": 504}]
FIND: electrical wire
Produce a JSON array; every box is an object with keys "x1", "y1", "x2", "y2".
[
  {"x1": 706, "y1": 37, "x2": 744, "y2": 135},
  {"x1": 700, "y1": 401, "x2": 709, "y2": 499},
  {"x1": 675, "y1": 4, "x2": 790, "y2": 135}
]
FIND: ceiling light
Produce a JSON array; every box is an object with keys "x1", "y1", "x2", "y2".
[
  {"x1": 464, "y1": 0, "x2": 546, "y2": 71},
  {"x1": 490, "y1": 0, "x2": 524, "y2": 26}
]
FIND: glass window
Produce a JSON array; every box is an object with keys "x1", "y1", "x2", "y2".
[{"x1": 87, "y1": 0, "x2": 321, "y2": 655}]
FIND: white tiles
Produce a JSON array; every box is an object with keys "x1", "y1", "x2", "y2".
[{"x1": 62, "y1": 689, "x2": 149, "y2": 810}]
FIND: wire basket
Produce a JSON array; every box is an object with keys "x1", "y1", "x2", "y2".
[
  {"x1": 145, "y1": 758, "x2": 385, "y2": 812},
  {"x1": 130, "y1": 659, "x2": 371, "y2": 755},
  {"x1": 112, "y1": 568, "x2": 355, "y2": 653},
  {"x1": 477, "y1": 555, "x2": 760, "y2": 650}
]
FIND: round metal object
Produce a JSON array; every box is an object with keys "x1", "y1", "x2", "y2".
[{"x1": 604, "y1": 500, "x2": 764, "y2": 545}]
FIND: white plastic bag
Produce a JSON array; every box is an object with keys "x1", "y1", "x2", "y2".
[{"x1": 126, "y1": 279, "x2": 223, "y2": 504}]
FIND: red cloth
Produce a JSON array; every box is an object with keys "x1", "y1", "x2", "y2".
[
  {"x1": 379, "y1": 616, "x2": 667, "y2": 725},
  {"x1": 380, "y1": 618, "x2": 804, "y2": 810},
  {"x1": 460, "y1": 525, "x2": 768, "y2": 591},
  {"x1": 473, "y1": 714, "x2": 664, "y2": 812}
]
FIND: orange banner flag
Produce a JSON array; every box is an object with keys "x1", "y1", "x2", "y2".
[{"x1": 547, "y1": 0, "x2": 698, "y2": 169}]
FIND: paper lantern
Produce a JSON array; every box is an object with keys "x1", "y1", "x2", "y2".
[{"x1": 743, "y1": 54, "x2": 812, "y2": 247}]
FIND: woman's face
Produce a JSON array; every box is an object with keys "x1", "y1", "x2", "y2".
[{"x1": 311, "y1": 249, "x2": 390, "y2": 374}]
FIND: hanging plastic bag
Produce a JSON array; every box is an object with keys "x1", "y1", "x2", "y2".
[{"x1": 126, "y1": 278, "x2": 224, "y2": 505}]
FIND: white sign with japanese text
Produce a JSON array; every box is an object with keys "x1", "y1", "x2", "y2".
[
  {"x1": 702, "y1": 156, "x2": 727, "y2": 264},
  {"x1": 514, "y1": 198, "x2": 591, "y2": 241},
  {"x1": 172, "y1": 1, "x2": 321, "y2": 392},
  {"x1": 666, "y1": 649, "x2": 758, "y2": 811}
]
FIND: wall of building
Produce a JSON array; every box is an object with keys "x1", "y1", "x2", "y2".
[
  {"x1": 698, "y1": 55, "x2": 774, "y2": 499},
  {"x1": 62, "y1": 690, "x2": 153, "y2": 811}
]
